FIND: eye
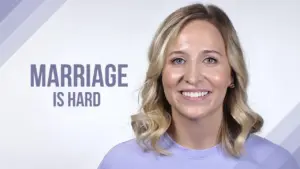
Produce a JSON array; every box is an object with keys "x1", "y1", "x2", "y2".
[
  {"x1": 203, "y1": 57, "x2": 217, "y2": 64},
  {"x1": 171, "y1": 58, "x2": 185, "y2": 65}
]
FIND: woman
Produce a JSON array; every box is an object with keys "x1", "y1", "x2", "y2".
[{"x1": 97, "y1": 3, "x2": 299, "y2": 169}]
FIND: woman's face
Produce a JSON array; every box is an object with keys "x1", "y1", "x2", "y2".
[{"x1": 162, "y1": 20, "x2": 232, "y2": 121}]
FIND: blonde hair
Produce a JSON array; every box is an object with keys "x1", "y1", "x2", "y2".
[{"x1": 131, "y1": 3, "x2": 263, "y2": 157}]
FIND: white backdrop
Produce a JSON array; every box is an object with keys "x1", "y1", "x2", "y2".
[{"x1": 0, "y1": 0, "x2": 299, "y2": 169}]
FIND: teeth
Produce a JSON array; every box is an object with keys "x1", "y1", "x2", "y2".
[{"x1": 182, "y1": 91, "x2": 209, "y2": 97}]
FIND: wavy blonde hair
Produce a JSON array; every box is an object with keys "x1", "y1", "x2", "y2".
[{"x1": 131, "y1": 3, "x2": 264, "y2": 157}]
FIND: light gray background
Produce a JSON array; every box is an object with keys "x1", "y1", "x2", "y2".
[{"x1": 0, "y1": 0, "x2": 299, "y2": 169}]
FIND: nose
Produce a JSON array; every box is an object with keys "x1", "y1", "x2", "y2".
[
  {"x1": 184, "y1": 62, "x2": 203, "y2": 85},
  {"x1": 184, "y1": 63, "x2": 204, "y2": 85}
]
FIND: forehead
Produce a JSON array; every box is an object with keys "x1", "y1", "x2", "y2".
[{"x1": 169, "y1": 20, "x2": 225, "y2": 51}]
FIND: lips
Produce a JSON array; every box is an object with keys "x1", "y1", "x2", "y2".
[
  {"x1": 179, "y1": 89, "x2": 212, "y2": 100},
  {"x1": 181, "y1": 91, "x2": 209, "y2": 97}
]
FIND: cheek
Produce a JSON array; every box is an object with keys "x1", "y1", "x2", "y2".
[
  {"x1": 204, "y1": 68, "x2": 231, "y2": 88},
  {"x1": 162, "y1": 67, "x2": 183, "y2": 103},
  {"x1": 162, "y1": 67, "x2": 183, "y2": 89}
]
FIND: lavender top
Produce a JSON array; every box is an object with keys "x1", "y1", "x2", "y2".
[{"x1": 97, "y1": 134, "x2": 299, "y2": 169}]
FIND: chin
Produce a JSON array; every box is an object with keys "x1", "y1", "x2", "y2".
[{"x1": 176, "y1": 107, "x2": 211, "y2": 121}]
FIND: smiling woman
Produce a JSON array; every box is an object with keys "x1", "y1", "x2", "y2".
[
  {"x1": 97, "y1": 3, "x2": 299, "y2": 169},
  {"x1": 162, "y1": 19, "x2": 232, "y2": 126}
]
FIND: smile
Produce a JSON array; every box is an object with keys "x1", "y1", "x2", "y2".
[
  {"x1": 180, "y1": 90, "x2": 211, "y2": 101},
  {"x1": 182, "y1": 91, "x2": 209, "y2": 97}
]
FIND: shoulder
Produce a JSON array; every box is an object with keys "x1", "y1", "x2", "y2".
[
  {"x1": 97, "y1": 138, "x2": 154, "y2": 169},
  {"x1": 243, "y1": 134, "x2": 299, "y2": 169}
]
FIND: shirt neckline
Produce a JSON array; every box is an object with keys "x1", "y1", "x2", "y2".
[{"x1": 160, "y1": 132, "x2": 223, "y2": 159}]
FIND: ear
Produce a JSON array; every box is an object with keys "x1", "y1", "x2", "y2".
[{"x1": 228, "y1": 73, "x2": 235, "y2": 88}]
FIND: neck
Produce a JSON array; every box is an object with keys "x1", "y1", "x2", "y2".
[{"x1": 168, "y1": 109, "x2": 223, "y2": 150}]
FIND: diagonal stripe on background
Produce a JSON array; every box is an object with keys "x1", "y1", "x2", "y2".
[
  {"x1": 280, "y1": 122, "x2": 300, "y2": 154},
  {"x1": 0, "y1": 0, "x2": 22, "y2": 23},
  {"x1": 266, "y1": 102, "x2": 300, "y2": 153},
  {"x1": 293, "y1": 147, "x2": 300, "y2": 167},
  {"x1": 266, "y1": 103, "x2": 300, "y2": 167},
  {"x1": 258, "y1": 103, "x2": 300, "y2": 168},
  {"x1": 0, "y1": 0, "x2": 67, "y2": 69},
  {"x1": 0, "y1": 0, "x2": 45, "y2": 46},
  {"x1": 266, "y1": 102, "x2": 300, "y2": 167},
  {"x1": 233, "y1": 103, "x2": 300, "y2": 168},
  {"x1": 278, "y1": 124, "x2": 300, "y2": 166}
]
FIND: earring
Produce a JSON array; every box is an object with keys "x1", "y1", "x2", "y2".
[{"x1": 229, "y1": 83, "x2": 235, "y2": 88}]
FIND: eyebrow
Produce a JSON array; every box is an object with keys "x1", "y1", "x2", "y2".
[
  {"x1": 168, "y1": 49, "x2": 223, "y2": 57},
  {"x1": 203, "y1": 49, "x2": 223, "y2": 56},
  {"x1": 168, "y1": 50, "x2": 187, "y2": 56}
]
